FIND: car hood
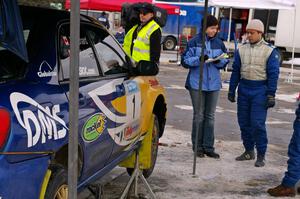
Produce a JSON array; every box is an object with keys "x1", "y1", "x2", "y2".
[{"x1": 0, "y1": 0, "x2": 28, "y2": 62}]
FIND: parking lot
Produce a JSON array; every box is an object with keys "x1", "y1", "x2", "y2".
[{"x1": 78, "y1": 51, "x2": 300, "y2": 198}]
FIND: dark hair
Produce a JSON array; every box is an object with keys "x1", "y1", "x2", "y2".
[{"x1": 201, "y1": 15, "x2": 218, "y2": 30}]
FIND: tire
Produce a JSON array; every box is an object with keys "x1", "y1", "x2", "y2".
[
  {"x1": 163, "y1": 37, "x2": 177, "y2": 51},
  {"x1": 44, "y1": 165, "x2": 68, "y2": 199},
  {"x1": 127, "y1": 115, "x2": 160, "y2": 178}
]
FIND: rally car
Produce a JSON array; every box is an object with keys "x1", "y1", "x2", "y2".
[{"x1": 0, "y1": 5, "x2": 167, "y2": 199}]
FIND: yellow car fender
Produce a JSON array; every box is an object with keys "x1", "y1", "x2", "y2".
[
  {"x1": 119, "y1": 76, "x2": 166, "y2": 169},
  {"x1": 39, "y1": 169, "x2": 52, "y2": 199},
  {"x1": 119, "y1": 114, "x2": 154, "y2": 169}
]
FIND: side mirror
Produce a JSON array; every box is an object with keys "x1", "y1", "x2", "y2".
[{"x1": 135, "y1": 60, "x2": 159, "y2": 76}]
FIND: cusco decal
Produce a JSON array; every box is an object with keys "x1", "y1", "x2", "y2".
[
  {"x1": 88, "y1": 78, "x2": 141, "y2": 146},
  {"x1": 82, "y1": 113, "x2": 106, "y2": 142},
  {"x1": 10, "y1": 92, "x2": 68, "y2": 148}
]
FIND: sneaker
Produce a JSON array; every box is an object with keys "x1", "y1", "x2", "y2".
[
  {"x1": 235, "y1": 150, "x2": 255, "y2": 161},
  {"x1": 255, "y1": 154, "x2": 265, "y2": 167},
  {"x1": 205, "y1": 151, "x2": 220, "y2": 159},
  {"x1": 267, "y1": 184, "x2": 296, "y2": 197}
]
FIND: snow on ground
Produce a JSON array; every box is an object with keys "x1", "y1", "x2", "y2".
[
  {"x1": 99, "y1": 125, "x2": 294, "y2": 199},
  {"x1": 276, "y1": 93, "x2": 299, "y2": 103},
  {"x1": 151, "y1": 125, "x2": 290, "y2": 199},
  {"x1": 164, "y1": 85, "x2": 186, "y2": 90}
]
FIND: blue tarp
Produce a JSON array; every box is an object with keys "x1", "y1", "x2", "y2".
[{"x1": 0, "y1": 0, "x2": 28, "y2": 62}]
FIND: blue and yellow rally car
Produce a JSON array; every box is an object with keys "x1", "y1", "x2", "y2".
[{"x1": 0, "y1": 4, "x2": 166, "y2": 199}]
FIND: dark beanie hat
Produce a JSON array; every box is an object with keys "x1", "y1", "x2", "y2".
[
  {"x1": 137, "y1": 2, "x2": 154, "y2": 13},
  {"x1": 201, "y1": 15, "x2": 218, "y2": 29}
]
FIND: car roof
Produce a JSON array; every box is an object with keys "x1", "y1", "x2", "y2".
[
  {"x1": 19, "y1": 5, "x2": 95, "y2": 26},
  {"x1": 20, "y1": 5, "x2": 71, "y2": 22}
]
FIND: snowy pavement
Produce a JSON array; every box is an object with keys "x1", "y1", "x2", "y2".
[{"x1": 98, "y1": 125, "x2": 295, "y2": 199}]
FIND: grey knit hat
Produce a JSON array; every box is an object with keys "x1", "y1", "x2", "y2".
[{"x1": 246, "y1": 19, "x2": 264, "y2": 33}]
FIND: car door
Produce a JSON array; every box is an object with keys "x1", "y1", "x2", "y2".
[
  {"x1": 57, "y1": 22, "x2": 117, "y2": 180},
  {"x1": 85, "y1": 25, "x2": 143, "y2": 164}
]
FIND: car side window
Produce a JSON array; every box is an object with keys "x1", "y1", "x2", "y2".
[
  {"x1": 59, "y1": 24, "x2": 100, "y2": 80},
  {"x1": 86, "y1": 26, "x2": 128, "y2": 76}
]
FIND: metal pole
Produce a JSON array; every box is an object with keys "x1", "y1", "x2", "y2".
[
  {"x1": 266, "y1": 10, "x2": 270, "y2": 41},
  {"x1": 214, "y1": 7, "x2": 219, "y2": 19},
  {"x1": 176, "y1": 8, "x2": 180, "y2": 63},
  {"x1": 248, "y1": 9, "x2": 254, "y2": 24},
  {"x1": 290, "y1": 8, "x2": 297, "y2": 82},
  {"x1": 69, "y1": 0, "x2": 80, "y2": 198},
  {"x1": 227, "y1": 7, "x2": 232, "y2": 42},
  {"x1": 192, "y1": 0, "x2": 208, "y2": 176}
]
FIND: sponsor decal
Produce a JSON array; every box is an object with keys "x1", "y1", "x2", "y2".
[
  {"x1": 149, "y1": 79, "x2": 159, "y2": 87},
  {"x1": 10, "y1": 92, "x2": 68, "y2": 148},
  {"x1": 115, "y1": 121, "x2": 139, "y2": 143},
  {"x1": 79, "y1": 66, "x2": 97, "y2": 76},
  {"x1": 124, "y1": 80, "x2": 139, "y2": 94},
  {"x1": 82, "y1": 113, "x2": 106, "y2": 142},
  {"x1": 124, "y1": 126, "x2": 133, "y2": 140},
  {"x1": 89, "y1": 79, "x2": 141, "y2": 146},
  {"x1": 37, "y1": 61, "x2": 57, "y2": 77}
]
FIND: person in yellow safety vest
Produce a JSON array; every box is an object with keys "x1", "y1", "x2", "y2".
[{"x1": 123, "y1": 3, "x2": 162, "y2": 64}]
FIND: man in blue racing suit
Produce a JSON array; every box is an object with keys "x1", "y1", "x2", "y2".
[
  {"x1": 268, "y1": 98, "x2": 300, "y2": 197},
  {"x1": 228, "y1": 19, "x2": 280, "y2": 167}
]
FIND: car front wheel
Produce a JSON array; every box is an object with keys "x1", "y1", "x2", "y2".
[{"x1": 45, "y1": 165, "x2": 68, "y2": 199}]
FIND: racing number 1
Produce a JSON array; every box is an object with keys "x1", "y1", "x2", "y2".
[
  {"x1": 125, "y1": 81, "x2": 141, "y2": 123},
  {"x1": 132, "y1": 95, "x2": 135, "y2": 119}
]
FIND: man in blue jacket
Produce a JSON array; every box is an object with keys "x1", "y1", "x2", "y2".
[
  {"x1": 181, "y1": 15, "x2": 229, "y2": 158},
  {"x1": 268, "y1": 100, "x2": 300, "y2": 197},
  {"x1": 228, "y1": 19, "x2": 280, "y2": 167},
  {"x1": 98, "y1": 11, "x2": 110, "y2": 29}
]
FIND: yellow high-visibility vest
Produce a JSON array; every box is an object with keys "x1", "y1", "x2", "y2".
[{"x1": 123, "y1": 20, "x2": 160, "y2": 62}]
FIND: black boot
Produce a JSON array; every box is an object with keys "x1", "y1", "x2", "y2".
[
  {"x1": 235, "y1": 150, "x2": 255, "y2": 161},
  {"x1": 255, "y1": 154, "x2": 265, "y2": 167},
  {"x1": 205, "y1": 151, "x2": 220, "y2": 159},
  {"x1": 196, "y1": 151, "x2": 205, "y2": 158},
  {"x1": 192, "y1": 146, "x2": 205, "y2": 158}
]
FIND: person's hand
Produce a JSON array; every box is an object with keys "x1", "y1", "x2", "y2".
[
  {"x1": 228, "y1": 92, "x2": 236, "y2": 103},
  {"x1": 212, "y1": 60, "x2": 220, "y2": 64},
  {"x1": 199, "y1": 55, "x2": 209, "y2": 62},
  {"x1": 266, "y1": 95, "x2": 275, "y2": 108},
  {"x1": 204, "y1": 55, "x2": 209, "y2": 61}
]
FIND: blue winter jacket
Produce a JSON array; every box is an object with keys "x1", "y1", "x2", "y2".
[{"x1": 181, "y1": 33, "x2": 229, "y2": 91}]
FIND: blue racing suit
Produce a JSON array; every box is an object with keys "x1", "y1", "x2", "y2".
[
  {"x1": 229, "y1": 39, "x2": 280, "y2": 156},
  {"x1": 282, "y1": 102, "x2": 300, "y2": 187}
]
